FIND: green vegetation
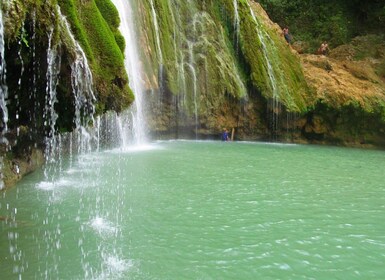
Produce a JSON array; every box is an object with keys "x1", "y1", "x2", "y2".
[
  {"x1": 2, "y1": 0, "x2": 134, "y2": 135},
  {"x1": 214, "y1": 0, "x2": 309, "y2": 111},
  {"x1": 59, "y1": 0, "x2": 134, "y2": 112},
  {"x1": 139, "y1": 0, "x2": 248, "y2": 117},
  {"x1": 94, "y1": 0, "x2": 125, "y2": 53},
  {"x1": 258, "y1": 0, "x2": 385, "y2": 52},
  {"x1": 136, "y1": 0, "x2": 311, "y2": 115}
]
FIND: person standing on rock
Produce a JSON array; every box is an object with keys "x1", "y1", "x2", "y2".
[
  {"x1": 283, "y1": 27, "x2": 291, "y2": 44},
  {"x1": 318, "y1": 41, "x2": 329, "y2": 55}
]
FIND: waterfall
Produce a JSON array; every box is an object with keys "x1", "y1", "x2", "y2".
[
  {"x1": 43, "y1": 28, "x2": 62, "y2": 179},
  {"x1": 166, "y1": 0, "x2": 188, "y2": 111},
  {"x1": 146, "y1": 2, "x2": 248, "y2": 137},
  {"x1": 167, "y1": 0, "x2": 184, "y2": 110},
  {"x1": 248, "y1": 3, "x2": 280, "y2": 134},
  {"x1": 60, "y1": 9, "x2": 96, "y2": 154},
  {"x1": 111, "y1": 0, "x2": 147, "y2": 145},
  {"x1": 0, "y1": 6, "x2": 8, "y2": 135},
  {"x1": 149, "y1": 0, "x2": 165, "y2": 105},
  {"x1": 15, "y1": 28, "x2": 25, "y2": 134},
  {"x1": 233, "y1": 0, "x2": 240, "y2": 51},
  {"x1": 248, "y1": 5, "x2": 278, "y2": 99},
  {"x1": 149, "y1": 0, "x2": 163, "y2": 69},
  {"x1": 110, "y1": 0, "x2": 147, "y2": 145},
  {"x1": 187, "y1": 41, "x2": 199, "y2": 137}
]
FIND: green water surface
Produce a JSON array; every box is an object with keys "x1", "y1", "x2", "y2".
[{"x1": 1, "y1": 141, "x2": 385, "y2": 279}]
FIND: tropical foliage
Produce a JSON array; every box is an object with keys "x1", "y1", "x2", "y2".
[{"x1": 258, "y1": 0, "x2": 385, "y2": 51}]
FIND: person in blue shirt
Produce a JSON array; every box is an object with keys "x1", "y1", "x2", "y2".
[{"x1": 221, "y1": 128, "x2": 229, "y2": 141}]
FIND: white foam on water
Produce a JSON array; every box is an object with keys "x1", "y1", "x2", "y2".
[
  {"x1": 65, "y1": 168, "x2": 89, "y2": 175},
  {"x1": 77, "y1": 153, "x2": 100, "y2": 161},
  {"x1": 105, "y1": 255, "x2": 134, "y2": 273},
  {"x1": 109, "y1": 144, "x2": 162, "y2": 154},
  {"x1": 156, "y1": 139, "x2": 217, "y2": 144},
  {"x1": 93, "y1": 255, "x2": 134, "y2": 280},
  {"x1": 89, "y1": 216, "x2": 118, "y2": 236},
  {"x1": 36, "y1": 178, "x2": 72, "y2": 191},
  {"x1": 276, "y1": 263, "x2": 291, "y2": 270}
]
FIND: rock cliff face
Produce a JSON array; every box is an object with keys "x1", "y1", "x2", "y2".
[
  {"x1": 298, "y1": 35, "x2": 385, "y2": 147},
  {"x1": 135, "y1": 0, "x2": 384, "y2": 147},
  {"x1": 133, "y1": 0, "x2": 310, "y2": 140}
]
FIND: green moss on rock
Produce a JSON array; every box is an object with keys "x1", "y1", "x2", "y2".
[{"x1": 59, "y1": 0, "x2": 134, "y2": 112}]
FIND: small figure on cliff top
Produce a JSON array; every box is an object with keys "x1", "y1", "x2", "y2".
[
  {"x1": 317, "y1": 41, "x2": 329, "y2": 55},
  {"x1": 283, "y1": 27, "x2": 291, "y2": 44},
  {"x1": 221, "y1": 128, "x2": 229, "y2": 141}
]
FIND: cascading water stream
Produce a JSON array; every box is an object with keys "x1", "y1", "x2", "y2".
[
  {"x1": 166, "y1": 0, "x2": 184, "y2": 110},
  {"x1": 111, "y1": 0, "x2": 147, "y2": 146},
  {"x1": 248, "y1": 3, "x2": 280, "y2": 134},
  {"x1": 149, "y1": 0, "x2": 165, "y2": 107},
  {"x1": 167, "y1": 0, "x2": 188, "y2": 110},
  {"x1": 187, "y1": 41, "x2": 199, "y2": 138},
  {"x1": 0, "y1": 6, "x2": 4, "y2": 189},
  {"x1": 248, "y1": 5, "x2": 278, "y2": 98},
  {"x1": 15, "y1": 28, "x2": 26, "y2": 136},
  {"x1": 61, "y1": 9, "x2": 96, "y2": 155},
  {"x1": 149, "y1": 0, "x2": 163, "y2": 69},
  {"x1": 233, "y1": 0, "x2": 240, "y2": 52},
  {"x1": 43, "y1": 28, "x2": 62, "y2": 181},
  {"x1": 0, "y1": 6, "x2": 8, "y2": 136}
]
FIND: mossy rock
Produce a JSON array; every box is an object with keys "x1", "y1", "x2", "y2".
[{"x1": 59, "y1": 0, "x2": 134, "y2": 112}]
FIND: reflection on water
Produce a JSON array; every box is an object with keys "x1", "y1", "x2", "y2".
[{"x1": 1, "y1": 141, "x2": 385, "y2": 279}]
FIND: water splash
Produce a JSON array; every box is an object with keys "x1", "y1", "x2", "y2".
[
  {"x1": 89, "y1": 216, "x2": 118, "y2": 236},
  {"x1": 111, "y1": 0, "x2": 147, "y2": 145},
  {"x1": 94, "y1": 254, "x2": 134, "y2": 280}
]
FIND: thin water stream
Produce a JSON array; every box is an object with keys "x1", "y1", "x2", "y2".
[
  {"x1": 0, "y1": 6, "x2": 8, "y2": 135},
  {"x1": 1, "y1": 141, "x2": 384, "y2": 279}
]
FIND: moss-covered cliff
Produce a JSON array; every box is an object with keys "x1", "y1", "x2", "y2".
[
  {"x1": 132, "y1": 0, "x2": 384, "y2": 147},
  {"x1": 3, "y1": 0, "x2": 133, "y2": 113},
  {"x1": 0, "y1": 0, "x2": 133, "y2": 189},
  {"x1": 133, "y1": 0, "x2": 310, "y2": 139}
]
